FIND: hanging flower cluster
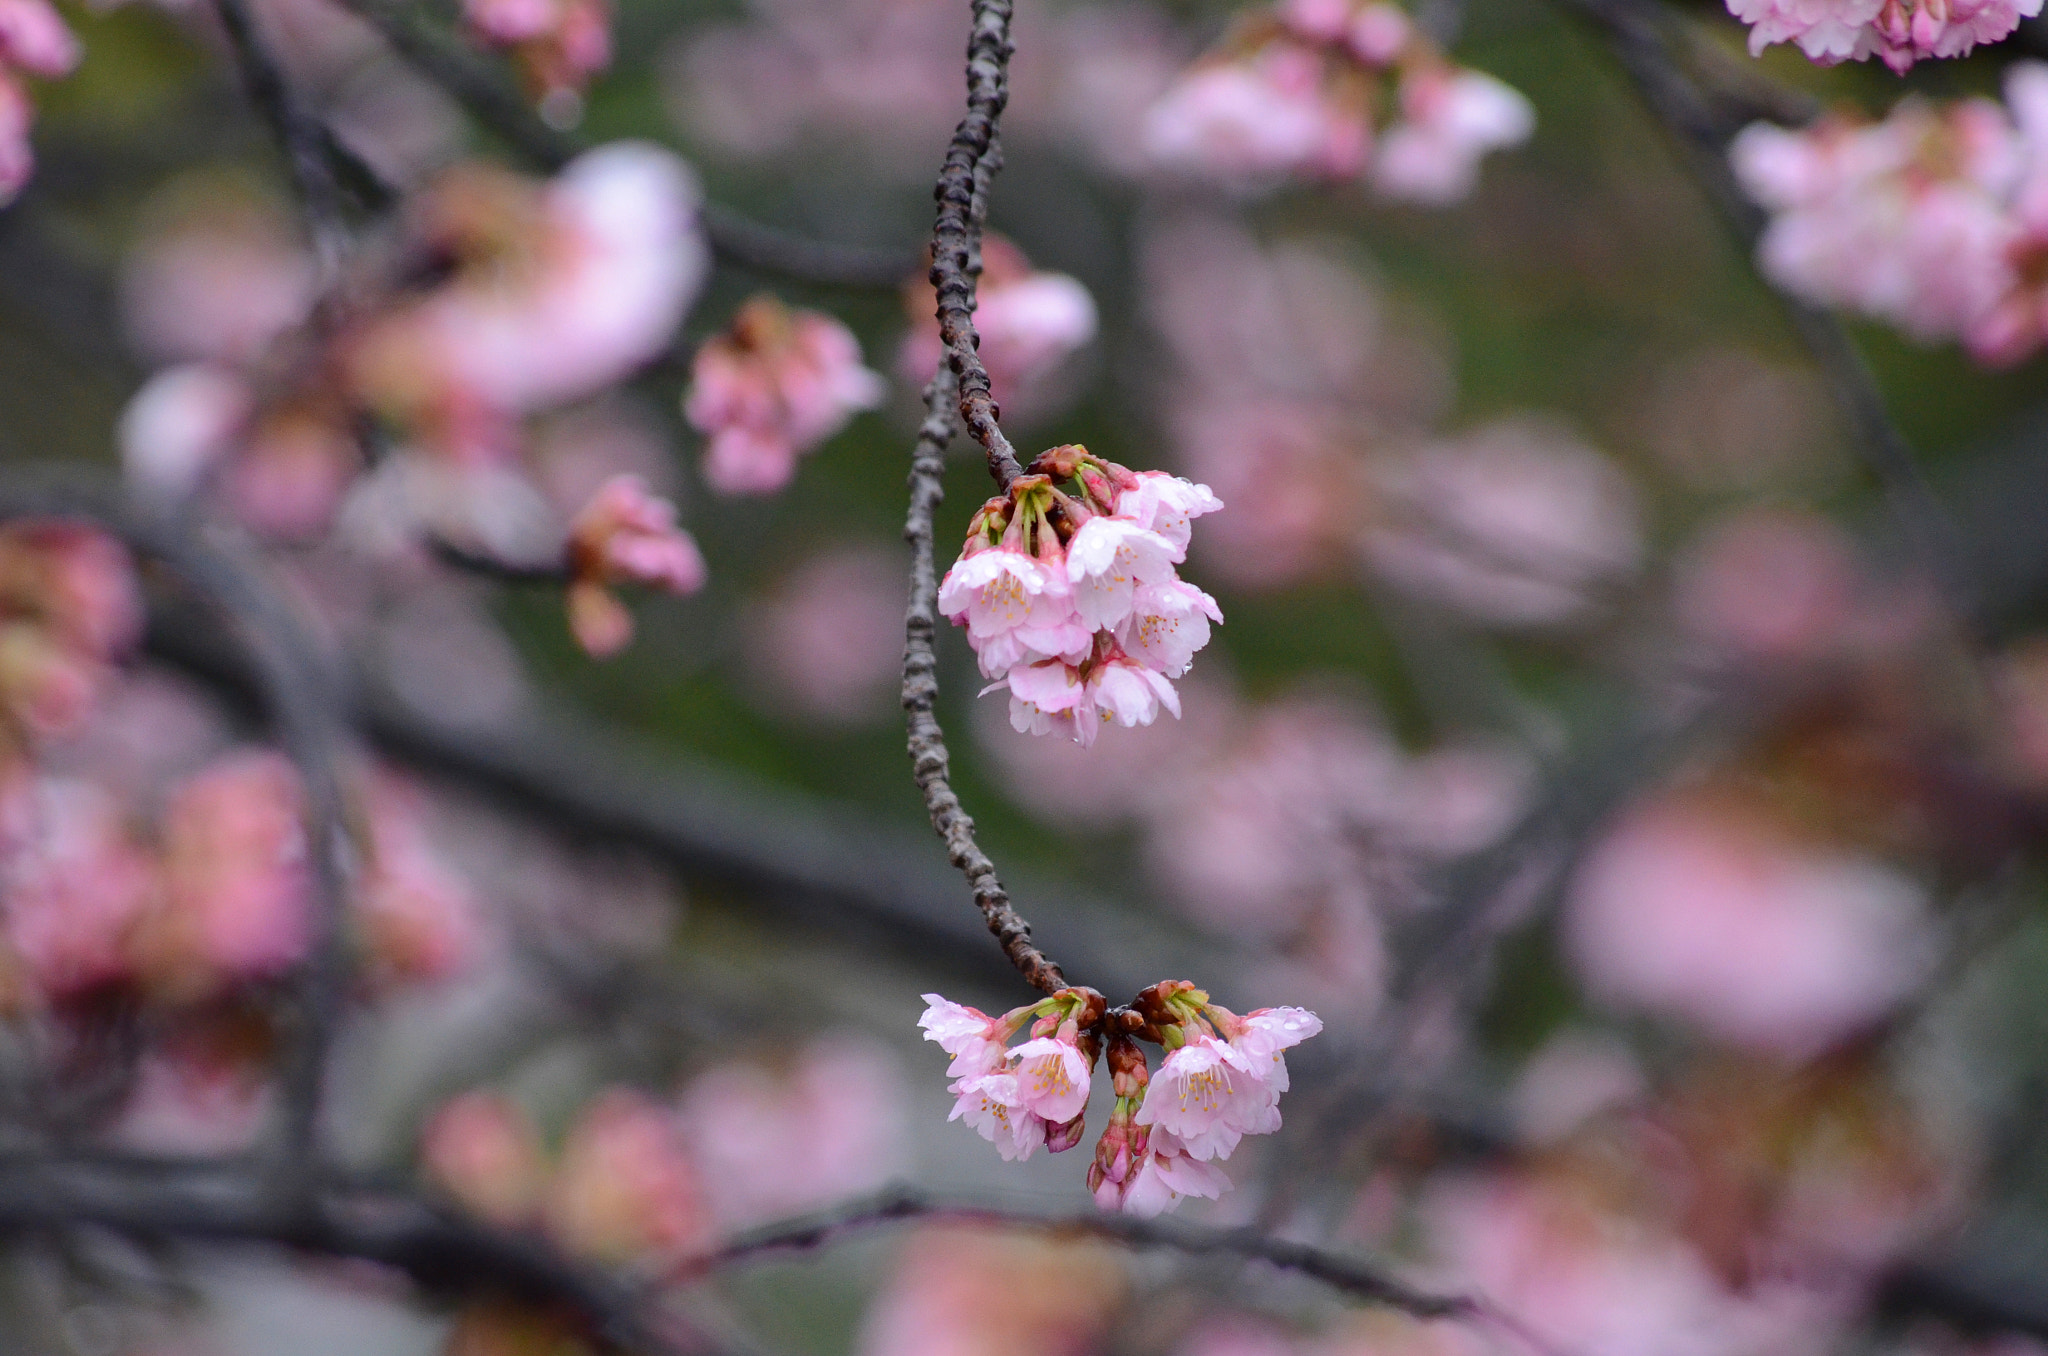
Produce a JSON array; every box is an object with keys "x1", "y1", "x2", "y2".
[
  {"x1": 938, "y1": 444, "x2": 1223, "y2": 747},
  {"x1": 921, "y1": 983, "x2": 1321, "y2": 1217},
  {"x1": 1140, "y1": 0, "x2": 1533, "y2": 203},
  {"x1": 683, "y1": 294, "x2": 887, "y2": 496},
  {"x1": 1732, "y1": 64, "x2": 2048, "y2": 366},
  {"x1": 1726, "y1": 0, "x2": 2035, "y2": 71}
]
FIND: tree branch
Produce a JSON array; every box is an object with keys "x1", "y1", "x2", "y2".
[{"x1": 927, "y1": 0, "x2": 1022, "y2": 486}]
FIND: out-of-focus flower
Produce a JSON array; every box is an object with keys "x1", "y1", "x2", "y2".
[
  {"x1": 563, "y1": 474, "x2": 706, "y2": 658},
  {"x1": 464, "y1": 0, "x2": 610, "y2": 127},
  {"x1": 135, "y1": 751, "x2": 310, "y2": 999},
  {"x1": 0, "y1": 523, "x2": 142, "y2": 752},
  {"x1": 110, "y1": 1018, "x2": 274, "y2": 1157},
  {"x1": 1726, "y1": 0, "x2": 2036, "y2": 71},
  {"x1": 744, "y1": 545, "x2": 903, "y2": 724},
  {"x1": 1360, "y1": 418, "x2": 1642, "y2": 628},
  {"x1": 1564, "y1": 789, "x2": 1936, "y2": 1058},
  {"x1": 683, "y1": 295, "x2": 885, "y2": 495},
  {"x1": 1141, "y1": 0, "x2": 1530, "y2": 200},
  {"x1": 856, "y1": 1226, "x2": 1125, "y2": 1356},
  {"x1": 677, "y1": 1039, "x2": 906, "y2": 1228},
  {"x1": 1672, "y1": 509, "x2": 1861, "y2": 663},
  {"x1": 355, "y1": 772, "x2": 484, "y2": 985},
  {"x1": 545, "y1": 1088, "x2": 709, "y2": 1265},
  {"x1": 0, "y1": 777, "x2": 155, "y2": 1002},
  {"x1": 898, "y1": 236, "x2": 1097, "y2": 421},
  {"x1": 0, "y1": 0, "x2": 79, "y2": 204},
  {"x1": 351, "y1": 143, "x2": 706, "y2": 432},
  {"x1": 1729, "y1": 75, "x2": 2048, "y2": 364},
  {"x1": 421, "y1": 1092, "x2": 550, "y2": 1228},
  {"x1": 120, "y1": 187, "x2": 315, "y2": 367}
]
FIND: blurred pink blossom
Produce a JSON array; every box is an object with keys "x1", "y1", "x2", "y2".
[
  {"x1": 137, "y1": 751, "x2": 311, "y2": 997},
  {"x1": 1371, "y1": 62, "x2": 1535, "y2": 204},
  {"x1": 1672, "y1": 509, "x2": 1862, "y2": 662},
  {"x1": 119, "y1": 365, "x2": 255, "y2": 502},
  {"x1": 677, "y1": 1038, "x2": 906, "y2": 1228},
  {"x1": 348, "y1": 143, "x2": 706, "y2": 435},
  {"x1": 564, "y1": 474, "x2": 706, "y2": 657},
  {"x1": 0, "y1": 777, "x2": 154, "y2": 1001},
  {"x1": 421, "y1": 1091, "x2": 549, "y2": 1228},
  {"x1": 745, "y1": 545, "x2": 904, "y2": 724},
  {"x1": 120, "y1": 190, "x2": 314, "y2": 367},
  {"x1": 111, "y1": 1024, "x2": 273, "y2": 1157},
  {"x1": 1143, "y1": 38, "x2": 1371, "y2": 185},
  {"x1": 0, "y1": 0, "x2": 77, "y2": 204},
  {"x1": 898, "y1": 236, "x2": 1097, "y2": 421},
  {"x1": 544, "y1": 1088, "x2": 710, "y2": 1266},
  {"x1": 856, "y1": 1227, "x2": 1125, "y2": 1356},
  {"x1": 356, "y1": 772, "x2": 484, "y2": 985},
  {"x1": 0, "y1": 524, "x2": 142, "y2": 746},
  {"x1": 1360, "y1": 419, "x2": 1642, "y2": 627},
  {"x1": 1565, "y1": 792, "x2": 1936, "y2": 1057},
  {"x1": 684, "y1": 294, "x2": 885, "y2": 495},
  {"x1": 465, "y1": 0, "x2": 609, "y2": 126}
]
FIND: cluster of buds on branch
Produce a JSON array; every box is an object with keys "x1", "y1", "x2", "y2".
[
  {"x1": 939, "y1": 444, "x2": 1223, "y2": 747},
  {"x1": 921, "y1": 984, "x2": 1321, "y2": 1217}
]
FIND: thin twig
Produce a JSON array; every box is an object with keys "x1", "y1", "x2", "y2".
[
  {"x1": 928, "y1": 0, "x2": 1023, "y2": 486},
  {"x1": 677, "y1": 1186, "x2": 1478, "y2": 1320},
  {"x1": 318, "y1": 0, "x2": 916, "y2": 288}
]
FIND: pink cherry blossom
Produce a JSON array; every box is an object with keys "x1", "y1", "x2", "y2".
[
  {"x1": 677, "y1": 1039, "x2": 906, "y2": 1228},
  {"x1": 119, "y1": 365, "x2": 254, "y2": 502},
  {"x1": 1115, "y1": 470, "x2": 1224, "y2": 554},
  {"x1": 544, "y1": 1088, "x2": 709, "y2": 1265},
  {"x1": 120, "y1": 191, "x2": 315, "y2": 367},
  {"x1": 564, "y1": 474, "x2": 706, "y2": 658},
  {"x1": 1727, "y1": 0, "x2": 2038, "y2": 68},
  {"x1": 0, "y1": 0, "x2": 77, "y2": 78},
  {"x1": 0, "y1": 73, "x2": 31, "y2": 206},
  {"x1": 745, "y1": 545, "x2": 905, "y2": 723},
  {"x1": 1011, "y1": 1029, "x2": 1092, "y2": 1123},
  {"x1": 939, "y1": 534, "x2": 1089, "y2": 682},
  {"x1": 918, "y1": 992, "x2": 1020, "y2": 1077},
  {"x1": 1144, "y1": 40, "x2": 1370, "y2": 185},
  {"x1": 356, "y1": 773, "x2": 483, "y2": 985},
  {"x1": 420, "y1": 1091, "x2": 549, "y2": 1227},
  {"x1": 1222, "y1": 1005, "x2": 1324, "y2": 1092},
  {"x1": 1372, "y1": 64, "x2": 1535, "y2": 205},
  {"x1": 137, "y1": 751, "x2": 310, "y2": 996},
  {"x1": 1116, "y1": 1128, "x2": 1233, "y2": 1217},
  {"x1": 0, "y1": 777, "x2": 154, "y2": 1001},
  {"x1": 947, "y1": 1069, "x2": 1049, "y2": 1161},
  {"x1": 1085, "y1": 652, "x2": 1181, "y2": 732},
  {"x1": 1135, "y1": 1033, "x2": 1272, "y2": 1161},
  {"x1": 1565, "y1": 791, "x2": 1936, "y2": 1057},
  {"x1": 1065, "y1": 516, "x2": 1179, "y2": 631},
  {"x1": 1002, "y1": 658, "x2": 1093, "y2": 743},
  {"x1": 466, "y1": 0, "x2": 611, "y2": 123},
  {"x1": 1116, "y1": 579, "x2": 1223, "y2": 678},
  {"x1": 684, "y1": 294, "x2": 885, "y2": 496},
  {"x1": 899, "y1": 237, "x2": 1097, "y2": 418}
]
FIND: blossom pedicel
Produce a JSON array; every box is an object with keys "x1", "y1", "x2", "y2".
[
  {"x1": 921, "y1": 984, "x2": 1321, "y2": 1216},
  {"x1": 938, "y1": 444, "x2": 1223, "y2": 747}
]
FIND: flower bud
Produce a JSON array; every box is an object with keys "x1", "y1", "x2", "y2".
[{"x1": 1045, "y1": 1110, "x2": 1088, "y2": 1153}]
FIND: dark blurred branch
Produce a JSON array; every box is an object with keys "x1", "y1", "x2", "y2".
[
  {"x1": 680, "y1": 1186, "x2": 1487, "y2": 1324},
  {"x1": 0, "y1": 1155, "x2": 695, "y2": 1356},
  {"x1": 319, "y1": 0, "x2": 917, "y2": 288},
  {"x1": 212, "y1": 0, "x2": 352, "y2": 280},
  {"x1": 1557, "y1": 0, "x2": 1971, "y2": 611},
  {"x1": 0, "y1": 473, "x2": 351, "y2": 1180}
]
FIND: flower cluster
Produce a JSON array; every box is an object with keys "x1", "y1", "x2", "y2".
[
  {"x1": 1732, "y1": 65, "x2": 2048, "y2": 365},
  {"x1": 1141, "y1": 0, "x2": 1533, "y2": 202},
  {"x1": 0, "y1": 0, "x2": 78, "y2": 203},
  {"x1": 921, "y1": 984, "x2": 1321, "y2": 1216},
  {"x1": 119, "y1": 145, "x2": 710, "y2": 656},
  {"x1": 564, "y1": 474, "x2": 708, "y2": 657},
  {"x1": 938, "y1": 444, "x2": 1223, "y2": 747},
  {"x1": 684, "y1": 294, "x2": 887, "y2": 496},
  {"x1": 0, "y1": 523, "x2": 140, "y2": 767},
  {"x1": 898, "y1": 236, "x2": 1099, "y2": 421},
  {"x1": 464, "y1": 0, "x2": 611, "y2": 127},
  {"x1": 1726, "y1": 0, "x2": 2036, "y2": 70}
]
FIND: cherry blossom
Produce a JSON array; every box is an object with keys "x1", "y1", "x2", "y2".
[
  {"x1": 564, "y1": 474, "x2": 707, "y2": 658},
  {"x1": 544, "y1": 1088, "x2": 709, "y2": 1265},
  {"x1": 899, "y1": 236, "x2": 1098, "y2": 418},
  {"x1": 940, "y1": 447, "x2": 1223, "y2": 747},
  {"x1": 1134, "y1": 987, "x2": 1321, "y2": 1160},
  {"x1": 928, "y1": 987, "x2": 1102, "y2": 1166},
  {"x1": 919, "y1": 992, "x2": 1028, "y2": 1077},
  {"x1": 0, "y1": 777, "x2": 155, "y2": 1002},
  {"x1": 355, "y1": 773, "x2": 484, "y2": 985},
  {"x1": 420, "y1": 1092, "x2": 550, "y2": 1228},
  {"x1": 0, "y1": 0, "x2": 77, "y2": 204},
  {"x1": 947, "y1": 1069, "x2": 1050, "y2": 1161},
  {"x1": 1142, "y1": 0, "x2": 1531, "y2": 201},
  {"x1": 684, "y1": 294, "x2": 886, "y2": 495},
  {"x1": 1726, "y1": 0, "x2": 2037, "y2": 70},
  {"x1": 464, "y1": 0, "x2": 611, "y2": 126}
]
